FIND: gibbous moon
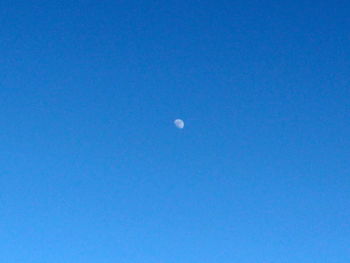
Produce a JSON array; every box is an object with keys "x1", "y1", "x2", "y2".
[{"x1": 174, "y1": 119, "x2": 184, "y2": 129}]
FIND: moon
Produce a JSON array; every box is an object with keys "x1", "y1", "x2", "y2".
[{"x1": 174, "y1": 119, "x2": 184, "y2": 129}]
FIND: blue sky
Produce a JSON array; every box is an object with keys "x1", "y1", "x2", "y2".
[{"x1": 1, "y1": 0, "x2": 349, "y2": 262}]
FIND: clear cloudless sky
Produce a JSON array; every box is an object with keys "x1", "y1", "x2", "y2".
[{"x1": 1, "y1": 0, "x2": 349, "y2": 262}]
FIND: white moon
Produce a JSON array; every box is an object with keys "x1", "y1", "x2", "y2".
[{"x1": 174, "y1": 119, "x2": 184, "y2": 129}]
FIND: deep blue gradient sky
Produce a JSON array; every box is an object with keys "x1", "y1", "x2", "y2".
[{"x1": 1, "y1": 1, "x2": 349, "y2": 262}]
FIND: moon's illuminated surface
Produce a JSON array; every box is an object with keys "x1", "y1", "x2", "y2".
[{"x1": 174, "y1": 119, "x2": 184, "y2": 129}]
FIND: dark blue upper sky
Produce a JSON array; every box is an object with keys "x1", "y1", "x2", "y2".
[{"x1": 1, "y1": 0, "x2": 349, "y2": 262}]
